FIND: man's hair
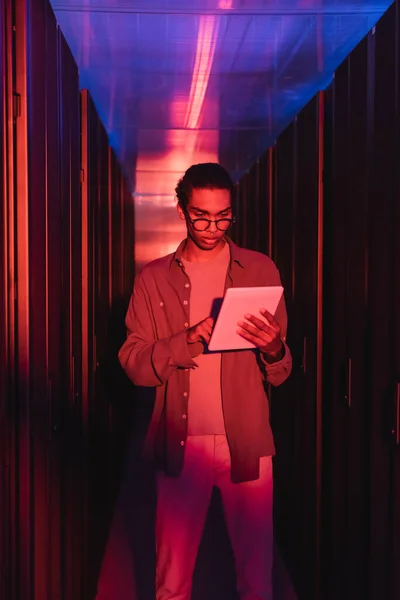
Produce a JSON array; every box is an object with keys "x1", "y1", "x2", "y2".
[{"x1": 175, "y1": 163, "x2": 234, "y2": 209}]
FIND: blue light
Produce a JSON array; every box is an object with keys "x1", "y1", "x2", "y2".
[{"x1": 51, "y1": 1, "x2": 393, "y2": 185}]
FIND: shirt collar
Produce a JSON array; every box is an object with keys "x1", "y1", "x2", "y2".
[{"x1": 170, "y1": 236, "x2": 246, "y2": 270}]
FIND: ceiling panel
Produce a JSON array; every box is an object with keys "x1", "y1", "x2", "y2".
[
  {"x1": 52, "y1": 0, "x2": 392, "y2": 13},
  {"x1": 51, "y1": 0, "x2": 393, "y2": 189}
]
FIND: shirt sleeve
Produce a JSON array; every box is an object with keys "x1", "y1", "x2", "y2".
[
  {"x1": 259, "y1": 341, "x2": 293, "y2": 387},
  {"x1": 118, "y1": 274, "x2": 201, "y2": 387}
]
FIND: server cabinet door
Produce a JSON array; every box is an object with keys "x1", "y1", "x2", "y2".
[
  {"x1": 322, "y1": 56, "x2": 352, "y2": 600},
  {"x1": 45, "y1": 5, "x2": 63, "y2": 598},
  {"x1": 58, "y1": 31, "x2": 84, "y2": 600},
  {"x1": 271, "y1": 122, "x2": 299, "y2": 590},
  {"x1": 368, "y1": 6, "x2": 399, "y2": 599},
  {"x1": 27, "y1": 0, "x2": 51, "y2": 596},
  {"x1": 392, "y1": 66, "x2": 400, "y2": 597},
  {"x1": 0, "y1": 4, "x2": 10, "y2": 597},
  {"x1": 89, "y1": 115, "x2": 113, "y2": 596},
  {"x1": 392, "y1": 142, "x2": 400, "y2": 599},
  {"x1": 392, "y1": 9, "x2": 400, "y2": 587},
  {"x1": 322, "y1": 38, "x2": 373, "y2": 599},
  {"x1": 293, "y1": 93, "x2": 323, "y2": 600},
  {"x1": 343, "y1": 36, "x2": 371, "y2": 600}
]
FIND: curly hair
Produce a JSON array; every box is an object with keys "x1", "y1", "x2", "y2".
[{"x1": 175, "y1": 163, "x2": 234, "y2": 209}]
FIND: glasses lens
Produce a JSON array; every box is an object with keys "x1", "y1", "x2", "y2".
[
  {"x1": 192, "y1": 219, "x2": 210, "y2": 231},
  {"x1": 216, "y1": 219, "x2": 232, "y2": 231}
]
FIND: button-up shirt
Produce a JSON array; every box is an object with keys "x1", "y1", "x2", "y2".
[{"x1": 119, "y1": 237, "x2": 292, "y2": 483}]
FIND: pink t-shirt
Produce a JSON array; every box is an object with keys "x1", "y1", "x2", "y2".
[{"x1": 181, "y1": 242, "x2": 230, "y2": 435}]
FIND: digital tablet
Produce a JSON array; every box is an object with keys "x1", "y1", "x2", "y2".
[{"x1": 208, "y1": 286, "x2": 284, "y2": 352}]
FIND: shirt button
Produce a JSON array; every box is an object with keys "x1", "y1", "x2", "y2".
[
  {"x1": 185, "y1": 283, "x2": 190, "y2": 288},
  {"x1": 183, "y1": 300, "x2": 188, "y2": 305},
  {"x1": 182, "y1": 414, "x2": 187, "y2": 419},
  {"x1": 183, "y1": 392, "x2": 188, "y2": 397},
  {"x1": 159, "y1": 301, "x2": 164, "y2": 307},
  {"x1": 180, "y1": 440, "x2": 185, "y2": 446},
  {"x1": 184, "y1": 322, "x2": 189, "y2": 328}
]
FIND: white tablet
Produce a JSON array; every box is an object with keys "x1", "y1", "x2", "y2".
[{"x1": 208, "y1": 286, "x2": 284, "y2": 352}]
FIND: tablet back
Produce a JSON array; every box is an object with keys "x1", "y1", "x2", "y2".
[{"x1": 208, "y1": 286, "x2": 283, "y2": 352}]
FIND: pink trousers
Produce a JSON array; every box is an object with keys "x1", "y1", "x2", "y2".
[{"x1": 155, "y1": 435, "x2": 274, "y2": 600}]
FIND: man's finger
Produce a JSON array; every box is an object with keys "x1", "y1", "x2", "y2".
[
  {"x1": 238, "y1": 322, "x2": 272, "y2": 342},
  {"x1": 237, "y1": 327, "x2": 265, "y2": 346},
  {"x1": 199, "y1": 330, "x2": 210, "y2": 341},
  {"x1": 201, "y1": 323, "x2": 213, "y2": 337},
  {"x1": 260, "y1": 308, "x2": 278, "y2": 326},
  {"x1": 243, "y1": 313, "x2": 275, "y2": 333},
  {"x1": 238, "y1": 320, "x2": 272, "y2": 341}
]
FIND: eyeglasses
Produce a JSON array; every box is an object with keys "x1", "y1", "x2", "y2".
[{"x1": 186, "y1": 216, "x2": 236, "y2": 232}]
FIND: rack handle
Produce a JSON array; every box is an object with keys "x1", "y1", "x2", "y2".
[
  {"x1": 394, "y1": 383, "x2": 400, "y2": 445},
  {"x1": 344, "y1": 358, "x2": 352, "y2": 408},
  {"x1": 301, "y1": 336, "x2": 307, "y2": 374}
]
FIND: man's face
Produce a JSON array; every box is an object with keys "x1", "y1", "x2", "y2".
[{"x1": 178, "y1": 188, "x2": 232, "y2": 251}]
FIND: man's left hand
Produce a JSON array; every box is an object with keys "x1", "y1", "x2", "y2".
[{"x1": 237, "y1": 309, "x2": 284, "y2": 361}]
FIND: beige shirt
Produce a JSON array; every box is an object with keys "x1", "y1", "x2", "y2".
[{"x1": 181, "y1": 242, "x2": 230, "y2": 435}]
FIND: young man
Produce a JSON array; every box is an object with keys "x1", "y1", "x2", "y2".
[{"x1": 119, "y1": 163, "x2": 292, "y2": 600}]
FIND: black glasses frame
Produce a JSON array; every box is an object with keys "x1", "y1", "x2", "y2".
[{"x1": 184, "y1": 213, "x2": 236, "y2": 232}]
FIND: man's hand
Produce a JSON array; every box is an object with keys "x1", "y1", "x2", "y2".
[
  {"x1": 186, "y1": 317, "x2": 214, "y2": 347},
  {"x1": 237, "y1": 309, "x2": 284, "y2": 362}
]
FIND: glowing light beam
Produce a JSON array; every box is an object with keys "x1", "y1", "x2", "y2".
[{"x1": 185, "y1": 15, "x2": 220, "y2": 130}]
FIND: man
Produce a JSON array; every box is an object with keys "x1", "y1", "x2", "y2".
[{"x1": 119, "y1": 163, "x2": 292, "y2": 600}]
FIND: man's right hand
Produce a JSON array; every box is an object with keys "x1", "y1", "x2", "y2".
[{"x1": 186, "y1": 317, "x2": 214, "y2": 347}]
